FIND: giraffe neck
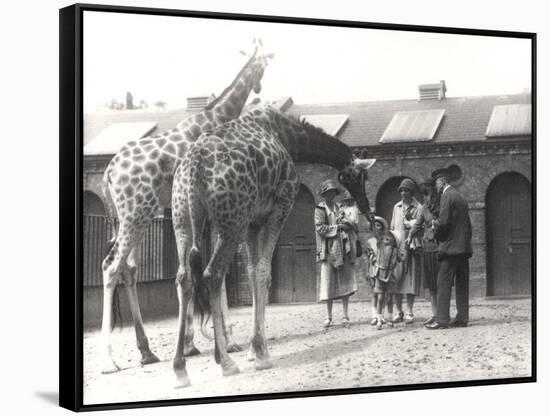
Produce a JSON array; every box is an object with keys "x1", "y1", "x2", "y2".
[
  {"x1": 252, "y1": 107, "x2": 353, "y2": 170},
  {"x1": 204, "y1": 53, "x2": 259, "y2": 122}
]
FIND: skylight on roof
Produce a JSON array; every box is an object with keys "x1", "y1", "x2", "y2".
[
  {"x1": 84, "y1": 122, "x2": 158, "y2": 156},
  {"x1": 379, "y1": 109, "x2": 445, "y2": 143},
  {"x1": 485, "y1": 104, "x2": 531, "y2": 138},
  {"x1": 300, "y1": 114, "x2": 349, "y2": 137}
]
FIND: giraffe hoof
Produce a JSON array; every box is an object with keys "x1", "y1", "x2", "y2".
[
  {"x1": 226, "y1": 343, "x2": 243, "y2": 353},
  {"x1": 174, "y1": 373, "x2": 191, "y2": 389},
  {"x1": 140, "y1": 352, "x2": 160, "y2": 365},
  {"x1": 183, "y1": 347, "x2": 201, "y2": 357},
  {"x1": 255, "y1": 358, "x2": 273, "y2": 371},
  {"x1": 222, "y1": 363, "x2": 240, "y2": 377},
  {"x1": 246, "y1": 349, "x2": 256, "y2": 362},
  {"x1": 101, "y1": 361, "x2": 121, "y2": 374}
]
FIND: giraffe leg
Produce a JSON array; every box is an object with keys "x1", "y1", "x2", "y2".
[
  {"x1": 246, "y1": 244, "x2": 258, "y2": 362},
  {"x1": 246, "y1": 226, "x2": 273, "y2": 370},
  {"x1": 221, "y1": 278, "x2": 243, "y2": 353},
  {"x1": 99, "y1": 266, "x2": 120, "y2": 374},
  {"x1": 173, "y1": 264, "x2": 193, "y2": 388},
  {"x1": 122, "y1": 249, "x2": 160, "y2": 366},
  {"x1": 247, "y1": 184, "x2": 297, "y2": 371},
  {"x1": 172, "y1": 215, "x2": 196, "y2": 385},
  {"x1": 204, "y1": 238, "x2": 240, "y2": 376},
  {"x1": 182, "y1": 296, "x2": 200, "y2": 356}
]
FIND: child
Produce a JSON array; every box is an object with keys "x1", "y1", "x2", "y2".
[
  {"x1": 372, "y1": 229, "x2": 401, "y2": 330},
  {"x1": 366, "y1": 216, "x2": 394, "y2": 327}
]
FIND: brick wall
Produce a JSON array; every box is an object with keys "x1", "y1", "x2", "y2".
[{"x1": 84, "y1": 140, "x2": 532, "y2": 305}]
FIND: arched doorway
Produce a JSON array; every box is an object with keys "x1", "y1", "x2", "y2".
[
  {"x1": 486, "y1": 172, "x2": 532, "y2": 296},
  {"x1": 83, "y1": 191, "x2": 108, "y2": 286},
  {"x1": 83, "y1": 190, "x2": 106, "y2": 216},
  {"x1": 270, "y1": 185, "x2": 317, "y2": 303},
  {"x1": 375, "y1": 176, "x2": 423, "y2": 225}
]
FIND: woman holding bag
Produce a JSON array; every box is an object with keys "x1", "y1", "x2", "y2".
[{"x1": 315, "y1": 181, "x2": 358, "y2": 329}]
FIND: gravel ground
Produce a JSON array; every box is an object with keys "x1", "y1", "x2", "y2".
[{"x1": 83, "y1": 298, "x2": 532, "y2": 405}]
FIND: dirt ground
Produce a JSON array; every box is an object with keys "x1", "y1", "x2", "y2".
[{"x1": 83, "y1": 298, "x2": 532, "y2": 405}]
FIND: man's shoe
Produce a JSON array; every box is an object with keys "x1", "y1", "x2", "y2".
[
  {"x1": 423, "y1": 316, "x2": 436, "y2": 326},
  {"x1": 425, "y1": 322, "x2": 448, "y2": 330},
  {"x1": 449, "y1": 319, "x2": 468, "y2": 328}
]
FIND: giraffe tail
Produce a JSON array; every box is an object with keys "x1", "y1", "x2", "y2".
[{"x1": 189, "y1": 244, "x2": 212, "y2": 339}]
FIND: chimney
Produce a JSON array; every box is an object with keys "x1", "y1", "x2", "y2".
[
  {"x1": 186, "y1": 94, "x2": 215, "y2": 112},
  {"x1": 418, "y1": 80, "x2": 446, "y2": 100},
  {"x1": 271, "y1": 96, "x2": 294, "y2": 112}
]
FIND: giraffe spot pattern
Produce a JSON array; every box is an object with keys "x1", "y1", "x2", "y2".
[
  {"x1": 190, "y1": 124, "x2": 201, "y2": 139},
  {"x1": 176, "y1": 142, "x2": 187, "y2": 156},
  {"x1": 130, "y1": 165, "x2": 142, "y2": 175},
  {"x1": 164, "y1": 143, "x2": 176, "y2": 155},
  {"x1": 118, "y1": 174, "x2": 130, "y2": 185},
  {"x1": 144, "y1": 162, "x2": 158, "y2": 176}
]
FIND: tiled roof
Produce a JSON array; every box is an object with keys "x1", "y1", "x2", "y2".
[
  {"x1": 84, "y1": 122, "x2": 158, "y2": 155},
  {"x1": 84, "y1": 108, "x2": 193, "y2": 147},
  {"x1": 83, "y1": 93, "x2": 532, "y2": 152},
  {"x1": 286, "y1": 93, "x2": 531, "y2": 147}
]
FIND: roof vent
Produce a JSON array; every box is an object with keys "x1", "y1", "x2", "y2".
[
  {"x1": 186, "y1": 94, "x2": 215, "y2": 112},
  {"x1": 271, "y1": 96, "x2": 294, "y2": 112},
  {"x1": 418, "y1": 80, "x2": 446, "y2": 100}
]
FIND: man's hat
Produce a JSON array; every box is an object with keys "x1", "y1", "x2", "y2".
[
  {"x1": 431, "y1": 167, "x2": 450, "y2": 181},
  {"x1": 318, "y1": 179, "x2": 340, "y2": 196},
  {"x1": 398, "y1": 178, "x2": 417, "y2": 193}
]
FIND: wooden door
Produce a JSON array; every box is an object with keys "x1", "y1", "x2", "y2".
[
  {"x1": 486, "y1": 173, "x2": 532, "y2": 296},
  {"x1": 270, "y1": 185, "x2": 317, "y2": 303}
]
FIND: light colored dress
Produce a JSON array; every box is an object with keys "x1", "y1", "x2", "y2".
[
  {"x1": 390, "y1": 198, "x2": 422, "y2": 296},
  {"x1": 315, "y1": 201, "x2": 358, "y2": 301}
]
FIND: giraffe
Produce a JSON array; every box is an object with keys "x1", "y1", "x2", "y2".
[
  {"x1": 170, "y1": 105, "x2": 375, "y2": 386},
  {"x1": 99, "y1": 40, "x2": 274, "y2": 374}
]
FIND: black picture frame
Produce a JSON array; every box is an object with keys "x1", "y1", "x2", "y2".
[{"x1": 60, "y1": 3, "x2": 536, "y2": 412}]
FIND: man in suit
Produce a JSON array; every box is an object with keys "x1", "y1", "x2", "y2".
[{"x1": 425, "y1": 168, "x2": 473, "y2": 330}]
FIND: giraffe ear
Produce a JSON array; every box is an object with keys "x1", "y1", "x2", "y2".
[{"x1": 355, "y1": 158, "x2": 376, "y2": 170}]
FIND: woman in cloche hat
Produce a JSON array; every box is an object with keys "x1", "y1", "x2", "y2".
[
  {"x1": 314, "y1": 179, "x2": 358, "y2": 328},
  {"x1": 390, "y1": 178, "x2": 422, "y2": 324}
]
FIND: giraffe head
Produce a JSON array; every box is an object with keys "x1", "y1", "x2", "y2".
[
  {"x1": 337, "y1": 157, "x2": 376, "y2": 222},
  {"x1": 241, "y1": 38, "x2": 275, "y2": 94}
]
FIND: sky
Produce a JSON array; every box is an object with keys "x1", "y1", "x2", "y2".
[{"x1": 83, "y1": 11, "x2": 532, "y2": 113}]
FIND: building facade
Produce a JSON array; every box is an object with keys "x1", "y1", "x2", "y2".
[{"x1": 83, "y1": 86, "x2": 532, "y2": 323}]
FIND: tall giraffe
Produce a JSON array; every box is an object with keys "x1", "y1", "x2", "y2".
[
  {"x1": 171, "y1": 105, "x2": 375, "y2": 386},
  {"x1": 99, "y1": 40, "x2": 274, "y2": 374}
]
